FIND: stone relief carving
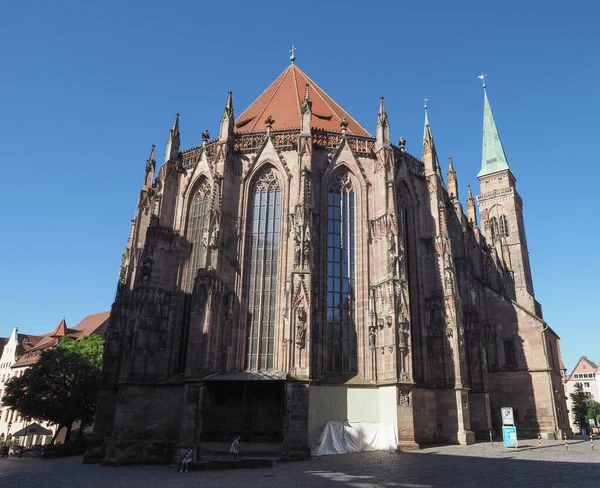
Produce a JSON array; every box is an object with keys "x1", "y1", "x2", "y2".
[
  {"x1": 398, "y1": 389, "x2": 410, "y2": 406},
  {"x1": 194, "y1": 275, "x2": 212, "y2": 314}
]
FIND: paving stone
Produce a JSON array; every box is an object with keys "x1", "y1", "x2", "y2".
[{"x1": 0, "y1": 440, "x2": 598, "y2": 487}]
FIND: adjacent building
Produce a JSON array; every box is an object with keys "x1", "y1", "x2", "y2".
[
  {"x1": 0, "y1": 311, "x2": 110, "y2": 445},
  {"x1": 94, "y1": 60, "x2": 571, "y2": 463},
  {"x1": 565, "y1": 356, "x2": 600, "y2": 432}
]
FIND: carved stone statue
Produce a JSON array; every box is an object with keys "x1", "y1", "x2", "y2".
[
  {"x1": 295, "y1": 307, "x2": 307, "y2": 349},
  {"x1": 195, "y1": 276, "x2": 211, "y2": 314},
  {"x1": 140, "y1": 250, "x2": 153, "y2": 281},
  {"x1": 368, "y1": 324, "x2": 377, "y2": 349},
  {"x1": 444, "y1": 268, "x2": 454, "y2": 293},
  {"x1": 294, "y1": 236, "x2": 301, "y2": 268},
  {"x1": 388, "y1": 235, "x2": 398, "y2": 277}
]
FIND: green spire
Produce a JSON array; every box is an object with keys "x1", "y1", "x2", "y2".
[{"x1": 478, "y1": 87, "x2": 510, "y2": 177}]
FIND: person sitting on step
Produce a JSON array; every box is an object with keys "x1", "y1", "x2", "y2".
[{"x1": 180, "y1": 447, "x2": 193, "y2": 472}]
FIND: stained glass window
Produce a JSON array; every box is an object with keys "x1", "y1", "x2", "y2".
[
  {"x1": 185, "y1": 180, "x2": 211, "y2": 292},
  {"x1": 326, "y1": 170, "x2": 356, "y2": 374},
  {"x1": 246, "y1": 168, "x2": 281, "y2": 371}
]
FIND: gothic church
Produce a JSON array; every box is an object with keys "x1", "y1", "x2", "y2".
[{"x1": 93, "y1": 60, "x2": 570, "y2": 462}]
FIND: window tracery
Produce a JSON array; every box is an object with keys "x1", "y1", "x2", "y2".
[
  {"x1": 326, "y1": 169, "x2": 356, "y2": 374},
  {"x1": 184, "y1": 179, "x2": 211, "y2": 292},
  {"x1": 245, "y1": 167, "x2": 281, "y2": 371}
]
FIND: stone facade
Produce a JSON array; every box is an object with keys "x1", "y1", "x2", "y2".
[{"x1": 93, "y1": 63, "x2": 570, "y2": 464}]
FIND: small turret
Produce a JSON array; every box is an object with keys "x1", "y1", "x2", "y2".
[
  {"x1": 144, "y1": 144, "x2": 156, "y2": 187},
  {"x1": 300, "y1": 83, "x2": 312, "y2": 135},
  {"x1": 164, "y1": 113, "x2": 180, "y2": 162},
  {"x1": 422, "y1": 100, "x2": 445, "y2": 185},
  {"x1": 447, "y1": 157, "x2": 458, "y2": 200},
  {"x1": 467, "y1": 185, "x2": 477, "y2": 225},
  {"x1": 375, "y1": 96, "x2": 390, "y2": 149},
  {"x1": 219, "y1": 91, "x2": 234, "y2": 141}
]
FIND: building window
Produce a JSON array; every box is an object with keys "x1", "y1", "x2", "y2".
[
  {"x1": 499, "y1": 215, "x2": 509, "y2": 237},
  {"x1": 245, "y1": 167, "x2": 281, "y2": 371},
  {"x1": 585, "y1": 382, "x2": 590, "y2": 387},
  {"x1": 326, "y1": 170, "x2": 356, "y2": 374},
  {"x1": 504, "y1": 339, "x2": 517, "y2": 367},
  {"x1": 184, "y1": 179, "x2": 212, "y2": 292},
  {"x1": 547, "y1": 341, "x2": 555, "y2": 370},
  {"x1": 489, "y1": 217, "x2": 498, "y2": 241}
]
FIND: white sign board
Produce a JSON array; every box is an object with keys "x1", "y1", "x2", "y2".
[
  {"x1": 590, "y1": 418, "x2": 597, "y2": 427},
  {"x1": 501, "y1": 407, "x2": 514, "y2": 426}
]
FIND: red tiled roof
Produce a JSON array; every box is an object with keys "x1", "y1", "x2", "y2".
[
  {"x1": 567, "y1": 355, "x2": 599, "y2": 381},
  {"x1": 235, "y1": 64, "x2": 371, "y2": 137},
  {"x1": 51, "y1": 317, "x2": 68, "y2": 337},
  {"x1": 12, "y1": 312, "x2": 110, "y2": 368},
  {"x1": 71, "y1": 311, "x2": 110, "y2": 340}
]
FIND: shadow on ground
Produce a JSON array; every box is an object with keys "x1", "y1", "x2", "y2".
[{"x1": 1, "y1": 445, "x2": 600, "y2": 488}]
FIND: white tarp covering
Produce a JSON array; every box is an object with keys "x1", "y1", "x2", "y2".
[{"x1": 313, "y1": 421, "x2": 398, "y2": 455}]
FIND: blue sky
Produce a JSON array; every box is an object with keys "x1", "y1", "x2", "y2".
[{"x1": 0, "y1": 0, "x2": 597, "y2": 371}]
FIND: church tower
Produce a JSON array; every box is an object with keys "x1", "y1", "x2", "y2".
[{"x1": 476, "y1": 80, "x2": 536, "y2": 313}]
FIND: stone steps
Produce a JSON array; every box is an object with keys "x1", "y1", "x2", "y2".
[{"x1": 182, "y1": 457, "x2": 276, "y2": 471}]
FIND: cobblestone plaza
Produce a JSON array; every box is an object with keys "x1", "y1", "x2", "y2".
[{"x1": 1, "y1": 441, "x2": 598, "y2": 487}]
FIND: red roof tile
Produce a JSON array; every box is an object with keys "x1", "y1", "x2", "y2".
[
  {"x1": 567, "y1": 355, "x2": 599, "y2": 381},
  {"x1": 11, "y1": 312, "x2": 109, "y2": 368},
  {"x1": 235, "y1": 64, "x2": 370, "y2": 137},
  {"x1": 71, "y1": 311, "x2": 110, "y2": 340},
  {"x1": 51, "y1": 317, "x2": 68, "y2": 337}
]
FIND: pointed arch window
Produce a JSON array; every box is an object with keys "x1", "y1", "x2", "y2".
[
  {"x1": 246, "y1": 168, "x2": 281, "y2": 371},
  {"x1": 185, "y1": 180, "x2": 211, "y2": 292},
  {"x1": 326, "y1": 170, "x2": 356, "y2": 374}
]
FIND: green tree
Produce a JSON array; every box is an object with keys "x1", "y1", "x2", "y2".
[
  {"x1": 585, "y1": 400, "x2": 600, "y2": 427},
  {"x1": 2, "y1": 334, "x2": 104, "y2": 444},
  {"x1": 570, "y1": 382, "x2": 591, "y2": 432}
]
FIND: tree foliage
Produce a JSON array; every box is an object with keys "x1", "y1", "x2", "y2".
[
  {"x1": 586, "y1": 400, "x2": 600, "y2": 425},
  {"x1": 2, "y1": 335, "x2": 104, "y2": 443},
  {"x1": 570, "y1": 382, "x2": 591, "y2": 431}
]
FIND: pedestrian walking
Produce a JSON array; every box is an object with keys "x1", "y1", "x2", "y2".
[{"x1": 230, "y1": 435, "x2": 240, "y2": 459}]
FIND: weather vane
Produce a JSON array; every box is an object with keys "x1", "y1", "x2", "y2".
[
  {"x1": 424, "y1": 97, "x2": 429, "y2": 110},
  {"x1": 477, "y1": 73, "x2": 487, "y2": 88},
  {"x1": 290, "y1": 45, "x2": 296, "y2": 64}
]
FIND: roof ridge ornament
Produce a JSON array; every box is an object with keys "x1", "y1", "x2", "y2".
[
  {"x1": 265, "y1": 114, "x2": 275, "y2": 133},
  {"x1": 398, "y1": 136, "x2": 406, "y2": 152},
  {"x1": 290, "y1": 45, "x2": 296, "y2": 64},
  {"x1": 340, "y1": 117, "x2": 349, "y2": 135}
]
